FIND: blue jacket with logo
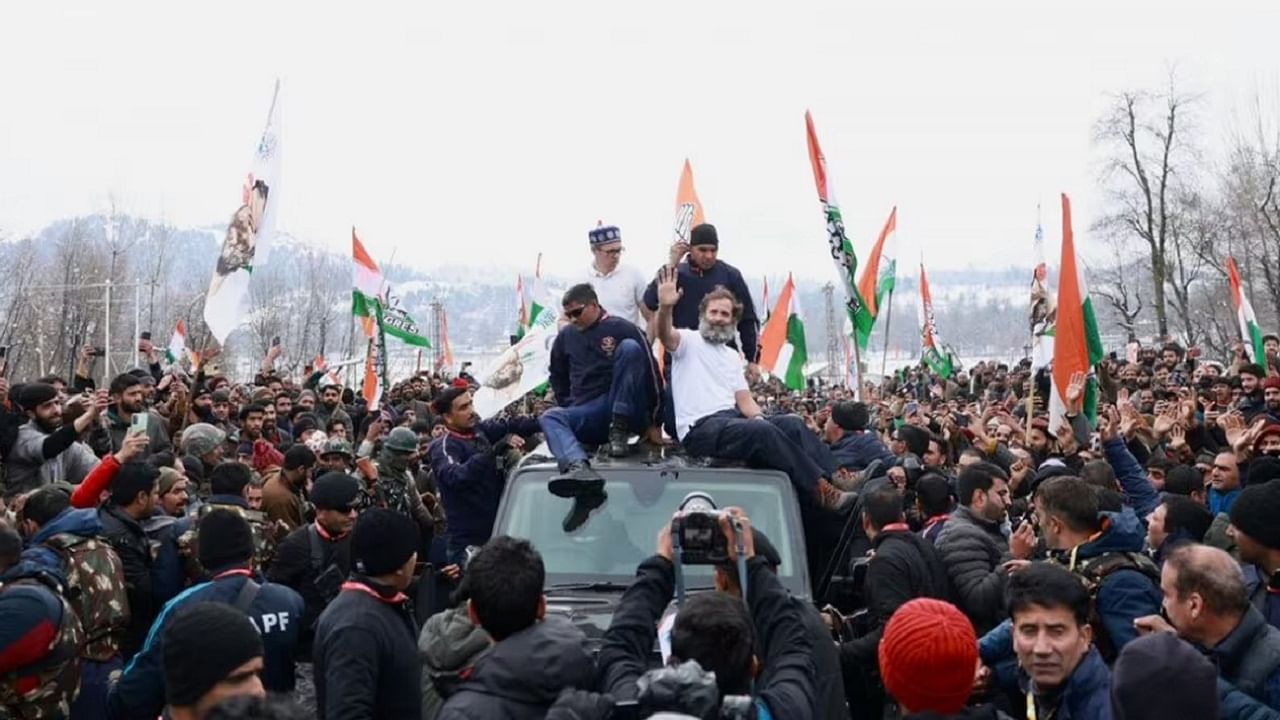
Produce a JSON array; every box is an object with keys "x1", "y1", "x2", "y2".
[
  {"x1": 428, "y1": 417, "x2": 542, "y2": 547},
  {"x1": 106, "y1": 567, "x2": 303, "y2": 720}
]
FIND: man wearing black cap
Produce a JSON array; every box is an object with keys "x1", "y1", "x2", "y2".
[
  {"x1": 161, "y1": 602, "x2": 266, "y2": 720},
  {"x1": 268, "y1": 472, "x2": 362, "y2": 657},
  {"x1": 314, "y1": 508, "x2": 422, "y2": 720},
  {"x1": 4, "y1": 384, "x2": 108, "y2": 498},
  {"x1": 1230, "y1": 481, "x2": 1280, "y2": 630},
  {"x1": 824, "y1": 401, "x2": 894, "y2": 472},
  {"x1": 643, "y1": 223, "x2": 761, "y2": 370},
  {"x1": 109, "y1": 509, "x2": 303, "y2": 719}
]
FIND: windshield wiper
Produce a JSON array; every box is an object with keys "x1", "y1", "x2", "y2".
[{"x1": 546, "y1": 581, "x2": 630, "y2": 593}]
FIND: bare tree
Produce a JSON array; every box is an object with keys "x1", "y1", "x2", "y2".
[{"x1": 1091, "y1": 238, "x2": 1145, "y2": 343}]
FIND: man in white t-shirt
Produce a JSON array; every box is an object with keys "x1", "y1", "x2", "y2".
[
  {"x1": 654, "y1": 266, "x2": 856, "y2": 513},
  {"x1": 579, "y1": 222, "x2": 651, "y2": 329}
]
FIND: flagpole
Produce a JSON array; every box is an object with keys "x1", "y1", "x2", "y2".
[{"x1": 878, "y1": 290, "x2": 895, "y2": 383}]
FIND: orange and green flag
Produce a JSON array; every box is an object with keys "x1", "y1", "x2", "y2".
[{"x1": 1049, "y1": 194, "x2": 1104, "y2": 431}]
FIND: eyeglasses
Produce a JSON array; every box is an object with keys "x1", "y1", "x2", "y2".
[
  {"x1": 596, "y1": 247, "x2": 624, "y2": 256},
  {"x1": 565, "y1": 306, "x2": 587, "y2": 319}
]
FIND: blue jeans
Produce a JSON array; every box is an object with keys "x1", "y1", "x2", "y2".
[{"x1": 540, "y1": 338, "x2": 657, "y2": 469}]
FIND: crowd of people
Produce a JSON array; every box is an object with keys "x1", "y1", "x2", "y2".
[{"x1": 3, "y1": 222, "x2": 1280, "y2": 719}]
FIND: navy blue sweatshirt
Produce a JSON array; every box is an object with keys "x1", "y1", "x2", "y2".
[
  {"x1": 642, "y1": 259, "x2": 760, "y2": 362},
  {"x1": 549, "y1": 314, "x2": 652, "y2": 407},
  {"x1": 427, "y1": 417, "x2": 542, "y2": 547}
]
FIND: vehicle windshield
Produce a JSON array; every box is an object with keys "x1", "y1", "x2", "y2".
[{"x1": 495, "y1": 465, "x2": 808, "y2": 597}]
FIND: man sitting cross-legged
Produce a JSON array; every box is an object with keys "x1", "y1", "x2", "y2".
[{"x1": 653, "y1": 266, "x2": 855, "y2": 513}]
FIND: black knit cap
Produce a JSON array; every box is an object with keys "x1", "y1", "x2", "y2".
[
  {"x1": 198, "y1": 509, "x2": 256, "y2": 572},
  {"x1": 1112, "y1": 633, "x2": 1217, "y2": 719},
  {"x1": 690, "y1": 223, "x2": 718, "y2": 248},
  {"x1": 352, "y1": 508, "x2": 419, "y2": 576},
  {"x1": 17, "y1": 383, "x2": 58, "y2": 411},
  {"x1": 1247, "y1": 456, "x2": 1280, "y2": 487},
  {"x1": 163, "y1": 601, "x2": 263, "y2": 707},
  {"x1": 311, "y1": 472, "x2": 363, "y2": 511},
  {"x1": 1230, "y1": 480, "x2": 1280, "y2": 550},
  {"x1": 831, "y1": 401, "x2": 870, "y2": 432}
]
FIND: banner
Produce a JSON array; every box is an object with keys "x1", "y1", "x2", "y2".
[
  {"x1": 204, "y1": 80, "x2": 283, "y2": 343},
  {"x1": 1030, "y1": 212, "x2": 1057, "y2": 369},
  {"x1": 351, "y1": 228, "x2": 430, "y2": 348},
  {"x1": 472, "y1": 322, "x2": 558, "y2": 419}
]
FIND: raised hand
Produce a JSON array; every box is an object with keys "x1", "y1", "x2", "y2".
[
  {"x1": 1221, "y1": 412, "x2": 1247, "y2": 450},
  {"x1": 1168, "y1": 422, "x2": 1188, "y2": 453},
  {"x1": 656, "y1": 266, "x2": 683, "y2": 308},
  {"x1": 1065, "y1": 371, "x2": 1087, "y2": 414}
]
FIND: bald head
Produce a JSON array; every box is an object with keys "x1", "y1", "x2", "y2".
[{"x1": 1166, "y1": 544, "x2": 1248, "y2": 617}]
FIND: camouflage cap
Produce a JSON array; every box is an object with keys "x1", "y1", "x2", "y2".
[
  {"x1": 321, "y1": 437, "x2": 354, "y2": 458},
  {"x1": 180, "y1": 423, "x2": 227, "y2": 457}
]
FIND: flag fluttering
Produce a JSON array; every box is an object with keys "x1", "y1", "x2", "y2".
[
  {"x1": 516, "y1": 275, "x2": 529, "y2": 338},
  {"x1": 672, "y1": 159, "x2": 706, "y2": 244},
  {"x1": 165, "y1": 321, "x2": 188, "y2": 366},
  {"x1": 436, "y1": 307, "x2": 456, "y2": 374},
  {"x1": 1228, "y1": 256, "x2": 1266, "y2": 364},
  {"x1": 361, "y1": 340, "x2": 381, "y2": 410},
  {"x1": 1030, "y1": 209, "x2": 1057, "y2": 369},
  {"x1": 918, "y1": 261, "x2": 953, "y2": 380},
  {"x1": 804, "y1": 111, "x2": 872, "y2": 354},
  {"x1": 351, "y1": 228, "x2": 431, "y2": 348},
  {"x1": 1049, "y1": 194, "x2": 1105, "y2": 431},
  {"x1": 204, "y1": 80, "x2": 283, "y2": 344},
  {"x1": 762, "y1": 276, "x2": 771, "y2": 323},
  {"x1": 759, "y1": 275, "x2": 808, "y2": 390},
  {"x1": 855, "y1": 206, "x2": 898, "y2": 349}
]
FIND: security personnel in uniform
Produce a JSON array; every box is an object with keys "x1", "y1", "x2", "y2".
[{"x1": 372, "y1": 427, "x2": 435, "y2": 554}]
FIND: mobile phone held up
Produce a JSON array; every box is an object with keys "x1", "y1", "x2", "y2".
[{"x1": 131, "y1": 412, "x2": 149, "y2": 436}]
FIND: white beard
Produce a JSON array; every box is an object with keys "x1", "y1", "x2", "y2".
[{"x1": 699, "y1": 318, "x2": 735, "y2": 345}]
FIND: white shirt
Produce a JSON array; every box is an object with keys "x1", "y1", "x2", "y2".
[
  {"x1": 670, "y1": 328, "x2": 748, "y2": 440},
  {"x1": 582, "y1": 262, "x2": 648, "y2": 328}
]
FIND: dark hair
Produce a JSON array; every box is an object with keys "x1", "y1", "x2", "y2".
[
  {"x1": 466, "y1": 536, "x2": 545, "y2": 640},
  {"x1": 561, "y1": 283, "x2": 599, "y2": 308},
  {"x1": 324, "y1": 417, "x2": 345, "y2": 433},
  {"x1": 0, "y1": 520, "x2": 21, "y2": 571},
  {"x1": 1241, "y1": 363, "x2": 1267, "y2": 380},
  {"x1": 238, "y1": 403, "x2": 266, "y2": 422},
  {"x1": 1035, "y1": 477, "x2": 1102, "y2": 533},
  {"x1": 292, "y1": 413, "x2": 320, "y2": 435},
  {"x1": 35, "y1": 374, "x2": 66, "y2": 387},
  {"x1": 916, "y1": 473, "x2": 954, "y2": 517},
  {"x1": 1146, "y1": 456, "x2": 1175, "y2": 472},
  {"x1": 341, "y1": 388, "x2": 355, "y2": 405},
  {"x1": 697, "y1": 288, "x2": 743, "y2": 324},
  {"x1": 862, "y1": 487, "x2": 905, "y2": 531},
  {"x1": 957, "y1": 463, "x2": 1003, "y2": 507},
  {"x1": 1079, "y1": 460, "x2": 1118, "y2": 493},
  {"x1": 432, "y1": 387, "x2": 469, "y2": 417},
  {"x1": 283, "y1": 445, "x2": 316, "y2": 472},
  {"x1": 1165, "y1": 545, "x2": 1249, "y2": 616},
  {"x1": 1007, "y1": 562, "x2": 1090, "y2": 627},
  {"x1": 209, "y1": 462, "x2": 253, "y2": 496},
  {"x1": 1164, "y1": 465, "x2": 1204, "y2": 497},
  {"x1": 320, "y1": 384, "x2": 341, "y2": 396},
  {"x1": 109, "y1": 373, "x2": 144, "y2": 396},
  {"x1": 1162, "y1": 496, "x2": 1214, "y2": 544},
  {"x1": 147, "y1": 451, "x2": 177, "y2": 470},
  {"x1": 411, "y1": 419, "x2": 434, "y2": 435},
  {"x1": 21, "y1": 487, "x2": 71, "y2": 527},
  {"x1": 110, "y1": 462, "x2": 159, "y2": 507},
  {"x1": 274, "y1": 391, "x2": 292, "y2": 404},
  {"x1": 671, "y1": 591, "x2": 755, "y2": 697}
]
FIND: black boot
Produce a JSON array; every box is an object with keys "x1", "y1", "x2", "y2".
[
  {"x1": 607, "y1": 417, "x2": 630, "y2": 458},
  {"x1": 562, "y1": 489, "x2": 608, "y2": 533},
  {"x1": 549, "y1": 461, "x2": 605, "y2": 498}
]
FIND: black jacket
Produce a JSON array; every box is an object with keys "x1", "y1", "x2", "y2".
[
  {"x1": 935, "y1": 505, "x2": 1011, "y2": 635},
  {"x1": 598, "y1": 555, "x2": 815, "y2": 720},
  {"x1": 642, "y1": 259, "x2": 761, "y2": 362},
  {"x1": 314, "y1": 574, "x2": 421, "y2": 720},
  {"x1": 840, "y1": 528, "x2": 952, "y2": 667},
  {"x1": 266, "y1": 522, "x2": 351, "y2": 657},
  {"x1": 98, "y1": 503, "x2": 154, "y2": 660},
  {"x1": 549, "y1": 315, "x2": 653, "y2": 407},
  {"x1": 796, "y1": 600, "x2": 848, "y2": 720},
  {"x1": 438, "y1": 616, "x2": 596, "y2": 720}
]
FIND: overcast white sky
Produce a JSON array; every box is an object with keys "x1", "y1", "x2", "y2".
[{"x1": 1, "y1": 1, "x2": 1277, "y2": 284}]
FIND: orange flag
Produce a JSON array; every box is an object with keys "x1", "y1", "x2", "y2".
[{"x1": 672, "y1": 159, "x2": 706, "y2": 244}]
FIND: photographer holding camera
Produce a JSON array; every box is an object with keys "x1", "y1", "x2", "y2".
[{"x1": 598, "y1": 504, "x2": 816, "y2": 720}]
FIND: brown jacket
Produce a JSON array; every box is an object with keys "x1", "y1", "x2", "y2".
[{"x1": 261, "y1": 468, "x2": 306, "y2": 531}]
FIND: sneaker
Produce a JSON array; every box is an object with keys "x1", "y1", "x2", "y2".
[
  {"x1": 817, "y1": 479, "x2": 858, "y2": 514},
  {"x1": 549, "y1": 462, "x2": 605, "y2": 498},
  {"x1": 563, "y1": 489, "x2": 608, "y2": 533},
  {"x1": 607, "y1": 421, "x2": 630, "y2": 458}
]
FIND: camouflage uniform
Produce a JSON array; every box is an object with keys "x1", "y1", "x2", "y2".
[
  {"x1": 176, "y1": 501, "x2": 285, "y2": 579},
  {"x1": 0, "y1": 575, "x2": 84, "y2": 720},
  {"x1": 41, "y1": 533, "x2": 129, "y2": 663}
]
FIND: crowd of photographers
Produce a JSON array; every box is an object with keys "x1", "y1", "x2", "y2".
[{"x1": 6, "y1": 221, "x2": 1280, "y2": 719}]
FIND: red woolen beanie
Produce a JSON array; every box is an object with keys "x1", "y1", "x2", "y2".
[{"x1": 878, "y1": 598, "x2": 978, "y2": 715}]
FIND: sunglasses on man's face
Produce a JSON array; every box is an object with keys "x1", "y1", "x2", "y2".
[{"x1": 565, "y1": 306, "x2": 587, "y2": 319}]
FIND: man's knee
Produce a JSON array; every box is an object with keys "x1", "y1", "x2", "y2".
[
  {"x1": 540, "y1": 407, "x2": 570, "y2": 428},
  {"x1": 769, "y1": 414, "x2": 807, "y2": 433}
]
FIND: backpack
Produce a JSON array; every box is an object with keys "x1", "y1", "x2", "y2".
[
  {"x1": 176, "y1": 503, "x2": 282, "y2": 579},
  {"x1": 42, "y1": 532, "x2": 130, "y2": 663},
  {"x1": 0, "y1": 573, "x2": 84, "y2": 719},
  {"x1": 1072, "y1": 551, "x2": 1162, "y2": 662}
]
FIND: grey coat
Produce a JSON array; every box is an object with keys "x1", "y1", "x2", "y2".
[{"x1": 935, "y1": 504, "x2": 1012, "y2": 635}]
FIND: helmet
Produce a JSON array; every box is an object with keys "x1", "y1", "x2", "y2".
[
  {"x1": 322, "y1": 438, "x2": 354, "y2": 458},
  {"x1": 181, "y1": 423, "x2": 227, "y2": 457},
  {"x1": 384, "y1": 427, "x2": 419, "y2": 454}
]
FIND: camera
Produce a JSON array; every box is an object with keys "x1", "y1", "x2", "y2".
[{"x1": 670, "y1": 492, "x2": 729, "y2": 565}]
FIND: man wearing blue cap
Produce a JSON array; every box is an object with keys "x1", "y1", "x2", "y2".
[{"x1": 579, "y1": 222, "x2": 651, "y2": 329}]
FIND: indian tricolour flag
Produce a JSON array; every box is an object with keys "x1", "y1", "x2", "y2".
[
  {"x1": 352, "y1": 228, "x2": 384, "y2": 338},
  {"x1": 1228, "y1": 256, "x2": 1266, "y2": 363},
  {"x1": 759, "y1": 275, "x2": 808, "y2": 390},
  {"x1": 1049, "y1": 194, "x2": 1105, "y2": 432},
  {"x1": 855, "y1": 206, "x2": 898, "y2": 350},
  {"x1": 918, "y1": 261, "x2": 952, "y2": 379},
  {"x1": 165, "y1": 321, "x2": 187, "y2": 365}
]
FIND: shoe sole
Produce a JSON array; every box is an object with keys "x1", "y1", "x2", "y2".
[
  {"x1": 548, "y1": 477, "x2": 606, "y2": 498},
  {"x1": 562, "y1": 490, "x2": 609, "y2": 532}
]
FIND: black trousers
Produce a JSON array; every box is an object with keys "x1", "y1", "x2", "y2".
[{"x1": 682, "y1": 410, "x2": 830, "y2": 501}]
